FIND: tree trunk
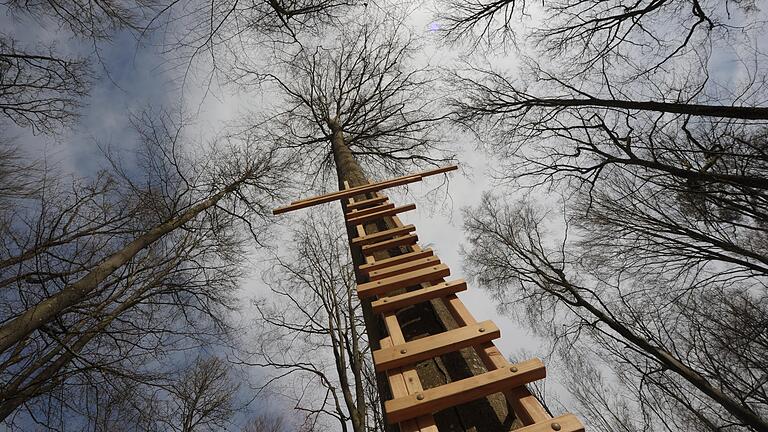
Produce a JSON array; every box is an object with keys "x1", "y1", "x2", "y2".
[
  {"x1": 528, "y1": 97, "x2": 768, "y2": 120},
  {"x1": 563, "y1": 280, "x2": 768, "y2": 432},
  {"x1": 328, "y1": 119, "x2": 518, "y2": 431},
  {"x1": 0, "y1": 174, "x2": 249, "y2": 357}
]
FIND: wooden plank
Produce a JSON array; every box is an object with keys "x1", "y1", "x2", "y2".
[
  {"x1": 373, "y1": 321, "x2": 500, "y2": 372},
  {"x1": 273, "y1": 165, "x2": 457, "y2": 214},
  {"x1": 346, "y1": 204, "x2": 416, "y2": 225},
  {"x1": 508, "y1": 387, "x2": 552, "y2": 424},
  {"x1": 274, "y1": 176, "x2": 417, "y2": 214},
  {"x1": 372, "y1": 280, "x2": 467, "y2": 314},
  {"x1": 384, "y1": 358, "x2": 547, "y2": 424},
  {"x1": 347, "y1": 195, "x2": 388, "y2": 210},
  {"x1": 357, "y1": 264, "x2": 450, "y2": 298},
  {"x1": 346, "y1": 202, "x2": 395, "y2": 219},
  {"x1": 513, "y1": 414, "x2": 585, "y2": 432},
  {"x1": 381, "y1": 338, "x2": 438, "y2": 432},
  {"x1": 351, "y1": 225, "x2": 416, "y2": 246},
  {"x1": 359, "y1": 249, "x2": 434, "y2": 274},
  {"x1": 368, "y1": 256, "x2": 441, "y2": 281},
  {"x1": 361, "y1": 234, "x2": 419, "y2": 254}
]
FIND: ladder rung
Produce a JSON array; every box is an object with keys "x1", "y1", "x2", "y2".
[
  {"x1": 513, "y1": 414, "x2": 585, "y2": 432},
  {"x1": 347, "y1": 195, "x2": 388, "y2": 210},
  {"x1": 359, "y1": 249, "x2": 434, "y2": 274},
  {"x1": 368, "y1": 256, "x2": 441, "y2": 281},
  {"x1": 373, "y1": 321, "x2": 499, "y2": 372},
  {"x1": 357, "y1": 264, "x2": 450, "y2": 298},
  {"x1": 372, "y1": 279, "x2": 467, "y2": 314},
  {"x1": 346, "y1": 204, "x2": 416, "y2": 225},
  {"x1": 352, "y1": 225, "x2": 416, "y2": 246},
  {"x1": 384, "y1": 358, "x2": 547, "y2": 424},
  {"x1": 346, "y1": 203, "x2": 395, "y2": 219},
  {"x1": 362, "y1": 234, "x2": 419, "y2": 254}
]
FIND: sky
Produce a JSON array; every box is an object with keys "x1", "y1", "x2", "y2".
[
  {"x1": 0, "y1": 1, "x2": 577, "y2": 428},
  {"x1": 8, "y1": 0, "x2": 767, "y2": 430}
]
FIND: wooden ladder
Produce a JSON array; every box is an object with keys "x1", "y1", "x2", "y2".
[{"x1": 273, "y1": 166, "x2": 585, "y2": 432}]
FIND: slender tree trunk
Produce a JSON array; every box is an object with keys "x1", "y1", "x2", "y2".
[
  {"x1": 329, "y1": 118, "x2": 381, "y2": 431},
  {"x1": 0, "y1": 173, "x2": 250, "y2": 356},
  {"x1": 562, "y1": 280, "x2": 768, "y2": 431},
  {"x1": 525, "y1": 97, "x2": 768, "y2": 120}
]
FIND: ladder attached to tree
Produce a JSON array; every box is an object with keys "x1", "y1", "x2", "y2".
[{"x1": 273, "y1": 166, "x2": 584, "y2": 432}]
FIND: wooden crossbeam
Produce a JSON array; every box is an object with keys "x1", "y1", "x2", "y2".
[
  {"x1": 351, "y1": 225, "x2": 416, "y2": 246},
  {"x1": 346, "y1": 202, "x2": 395, "y2": 218},
  {"x1": 273, "y1": 165, "x2": 457, "y2": 215},
  {"x1": 357, "y1": 264, "x2": 450, "y2": 298},
  {"x1": 347, "y1": 195, "x2": 389, "y2": 210},
  {"x1": 368, "y1": 256, "x2": 441, "y2": 281},
  {"x1": 373, "y1": 321, "x2": 500, "y2": 372},
  {"x1": 359, "y1": 249, "x2": 434, "y2": 274},
  {"x1": 513, "y1": 414, "x2": 585, "y2": 432},
  {"x1": 346, "y1": 203, "x2": 416, "y2": 225},
  {"x1": 372, "y1": 280, "x2": 467, "y2": 314},
  {"x1": 384, "y1": 358, "x2": 547, "y2": 424},
  {"x1": 361, "y1": 234, "x2": 419, "y2": 254}
]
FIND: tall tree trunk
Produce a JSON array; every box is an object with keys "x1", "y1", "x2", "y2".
[
  {"x1": 519, "y1": 97, "x2": 768, "y2": 120},
  {"x1": 327, "y1": 119, "x2": 519, "y2": 431},
  {"x1": 0, "y1": 173, "x2": 250, "y2": 356}
]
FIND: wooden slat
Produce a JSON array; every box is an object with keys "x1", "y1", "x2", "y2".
[
  {"x1": 381, "y1": 337, "x2": 438, "y2": 432},
  {"x1": 352, "y1": 225, "x2": 416, "y2": 246},
  {"x1": 368, "y1": 256, "x2": 441, "y2": 281},
  {"x1": 273, "y1": 165, "x2": 457, "y2": 214},
  {"x1": 513, "y1": 414, "x2": 585, "y2": 432},
  {"x1": 384, "y1": 358, "x2": 547, "y2": 424},
  {"x1": 347, "y1": 195, "x2": 389, "y2": 210},
  {"x1": 372, "y1": 280, "x2": 467, "y2": 314},
  {"x1": 346, "y1": 202, "x2": 395, "y2": 219},
  {"x1": 373, "y1": 321, "x2": 499, "y2": 372},
  {"x1": 346, "y1": 204, "x2": 416, "y2": 225},
  {"x1": 357, "y1": 264, "x2": 450, "y2": 298},
  {"x1": 359, "y1": 249, "x2": 434, "y2": 274},
  {"x1": 361, "y1": 234, "x2": 419, "y2": 254}
]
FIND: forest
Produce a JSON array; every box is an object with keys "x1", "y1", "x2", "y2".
[{"x1": 1, "y1": 0, "x2": 767, "y2": 430}]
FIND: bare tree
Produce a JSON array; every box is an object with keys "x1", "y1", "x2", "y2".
[
  {"x1": 0, "y1": 38, "x2": 91, "y2": 133},
  {"x1": 0, "y1": 111, "x2": 289, "y2": 426},
  {"x1": 243, "y1": 411, "x2": 324, "y2": 432},
  {"x1": 241, "y1": 15, "x2": 452, "y2": 190},
  {"x1": 159, "y1": 356, "x2": 238, "y2": 432},
  {"x1": 462, "y1": 186, "x2": 768, "y2": 430},
  {"x1": 246, "y1": 209, "x2": 380, "y2": 432}
]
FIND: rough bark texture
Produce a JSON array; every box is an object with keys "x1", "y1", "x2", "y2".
[{"x1": 328, "y1": 119, "x2": 517, "y2": 431}]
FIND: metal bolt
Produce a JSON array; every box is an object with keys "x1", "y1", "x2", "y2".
[
  {"x1": 416, "y1": 393, "x2": 424, "y2": 401},
  {"x1": 478, "y1": 327, "x2": 486, "y2": 333},
  {"x1": 551, "y1": 423, "x2": 561, "y2": 431},
  {"x1": 400, "y1": 349, "x2": 407, "y2": 354},
  {"x1": 510, "y1": 366, "x2": 518, "y2": 373}
]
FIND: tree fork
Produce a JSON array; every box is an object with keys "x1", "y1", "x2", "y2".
[{"x1": 328, "y1": 119, "x2": 519, "y2": 431}]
